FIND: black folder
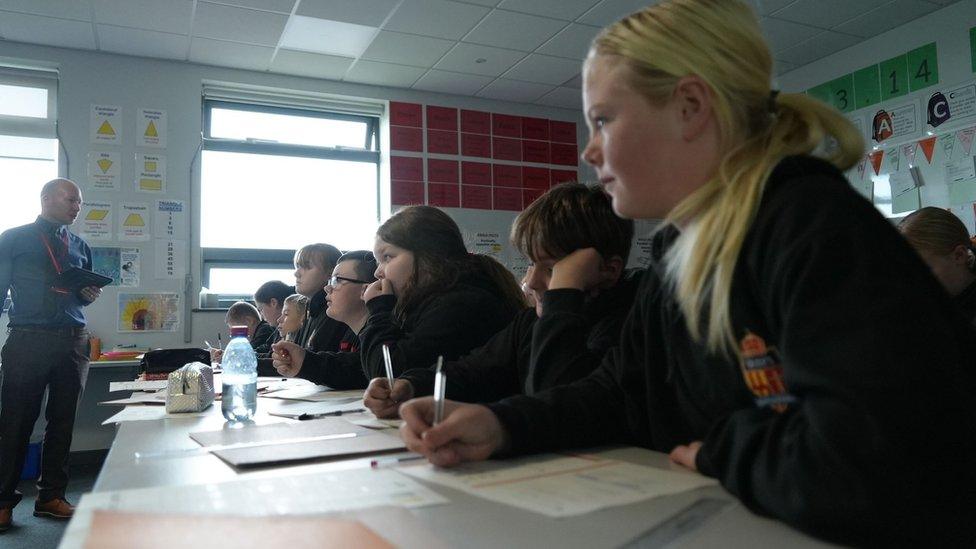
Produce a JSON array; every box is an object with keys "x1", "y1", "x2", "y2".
[{"x1": 55, "y1": 267, "x2": 114, "y2": 291}]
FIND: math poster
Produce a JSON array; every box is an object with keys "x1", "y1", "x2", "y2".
[
  {"x1": 138, "y1": 108, "x2": 167, "y2": 148},
  {"x1": 135, "y1": 153, "x2": 166, "y2": 193},
  {"x1": 87, "y1": 151, "x2": 120, "y2": 191},
  {"x1": 155, "y1": 199, "x2": 186, "y2": 240},
  {"x1": 118, "y1": 202, "x2": 150, "y2": 241},
  {"x1": 90, "y1": 104, "x2": 121, "y2": 144},
  {"x1": 118, "y1": 293, "x2": 180, "y2": 332},
  {"x1": 76, "y1": 201, "x2": 114, "y2": 241}
]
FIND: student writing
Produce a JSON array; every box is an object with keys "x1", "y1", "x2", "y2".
[
  {"x1": 398, "y1": 0, "x2": 976, "y2": 545},
  {"x1": 364, "y1": 182, "x2": 638, "y2": 417}
]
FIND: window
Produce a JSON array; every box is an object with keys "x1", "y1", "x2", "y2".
[
  {"x1": 200, "y1": 96, "x2": 381, "y2": 298},
  {"x1": 0, "y1": 68, "x2": 59, "y2": 235},
  {"x1": 0, "y1": 68, "x2": 58, "y2": 311}
]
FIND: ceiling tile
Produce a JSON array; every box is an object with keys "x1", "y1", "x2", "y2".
[
  {"x1": 194, "y1": 1, "x2": 288, "y2": 46},
  {"x1": 563, "y1": 73, "x2": 582, "y2": 88},
  {"x1": 344, "y1": 60, "x2": 425, "y2": 87},
  {"x1": 577, "y1": 0, "x2": 651, "y2": 26},
  {"x1": 760, "y1": 17, "x2": 822, "y2": 52},
  {"x1": 435, "y1": 42, "x2": 525, "y2": 77},
  {"x1": 189, "y1": 36, "x2": 273, "y2": 70},
  {"x1": 773, "y1": 59, "x2": 798, "y2": 76},
  {"x1": 756, "y1": 0, "x2": 798, "y2": 15},
  {"x1": 296, "y1": 0, "x2": 399, "y2": 27},
  {"x1": 497, "y1": 0, "x2": 600, "y2": 21},
  {"x1": 204, "y1": 0, "x2": 296, "y2": 13},
  {"x1": 412, "y1": 69, "x2": 493, "y2": 95},
  {"x1": 271, "y1": 48, "x2": 354, "y2": 78},
  {"x1": 463, "y1": 9, "x2": 566, "y2": 52},
  {"x1": 477, "y1": 78, "x2": 554, "y2": 102},
  {"x1": 280, "y1": 15, "x2": 377, "y2": 57},
  {"x1": 835, "y1": 0, "x2": 941, "y2": 38},
  {"x1": 535, "y1": 86, "x2": 582, "y2": 110},
  {"x1": 0, "y1": 0, "x2": 92, "y2": 20},
  {"x1": 772, "y1": 0, "x2": 889, "y2": 30},
  {"x1": 0, "y1": 13, "x2": 95, "y2": 49},
  {"x1": 361, "y1": 30, "x2": 454, "y2": 67},
  {"x1": 97, "y1": 25, "x2": 189, "y2": 60},
  {"x1": 537, "y1": 23, "x2": 601, "y2": 60},
  {"x1": 776, "y1": 30, "x2": 861, "y2": 66},
  {"x1": 93, "y1": 0, "x2": 193, "y2": 34},
  {"x1": 385, "y1": 0, "x2": 489, "y2": 40},
  {"x1": 501, "y1": 53, "x2": 582, "y2": 85}
]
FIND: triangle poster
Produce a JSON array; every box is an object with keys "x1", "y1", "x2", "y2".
[
  {"x1": 90, "y1": 104, "x2": 121, "y2": 144},
  {"x1": 138, "y1": 108, "x2": 167, "y2": 148}
]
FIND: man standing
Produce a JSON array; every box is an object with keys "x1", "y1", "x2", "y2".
[{"x1": 0, "y1": 179, "x2": 101, "y2": 531}]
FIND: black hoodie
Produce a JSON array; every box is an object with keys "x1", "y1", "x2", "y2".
[
  {"x1": 398, "y1": 270, "x2": 642, "y2": 402},
  {"x1": 358, "y1": 271, "x2": 519, "y2": 380},
  {"x1": 486, "y1": 156, "x2": 976, "y2": 546}
]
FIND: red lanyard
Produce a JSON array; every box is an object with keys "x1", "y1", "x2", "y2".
[{"x1": 38, "y1": 228, "x2": 71, "y2": 294}]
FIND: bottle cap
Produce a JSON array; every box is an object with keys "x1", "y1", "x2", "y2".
[{"x1": 230, "y1": 325, "x2": 249, "y2": 338}]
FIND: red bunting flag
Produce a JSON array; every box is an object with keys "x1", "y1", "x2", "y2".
[
  {"x1": 918, "y1": 136, "x2": 937, "y2": 164},
  {"x1": 868, "y1": 150, "x2": 884, "y2": 176}
]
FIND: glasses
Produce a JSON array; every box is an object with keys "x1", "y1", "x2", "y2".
[{"x1": 328, "y1": 275, "x2": 370, "y2": 288}]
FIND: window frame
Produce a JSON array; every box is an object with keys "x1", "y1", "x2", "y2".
[
  {"x1": 1, "y1": 67, "x2": 59, "y2": 313},
  {"x1": 199, "y1": 99, "x2": 381, "y2": 300}
]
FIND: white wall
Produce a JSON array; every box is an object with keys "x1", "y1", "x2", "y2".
[{"x1": 0, "y1": 40, "x2": 588, "y2": 351}]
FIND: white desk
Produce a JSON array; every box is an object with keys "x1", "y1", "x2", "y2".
[{"x1": 60, "y1": 397, "x2": 838, "y2": 548}]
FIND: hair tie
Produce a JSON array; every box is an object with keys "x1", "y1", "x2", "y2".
[{"x1": 768, "y1": 89, "x2": 780, "y2": 114}]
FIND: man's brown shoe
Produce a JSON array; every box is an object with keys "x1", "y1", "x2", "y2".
[
  {"x1": 0, "y1": 507, "x2": 11, "y2": 532},
  {"x1": 33, "y1": 498, "x2": 74, "y2": 520}
]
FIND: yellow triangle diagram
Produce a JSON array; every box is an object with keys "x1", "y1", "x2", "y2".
[
  {"x1": 96, "y1": 158, "x2": 113, "y2": 173},
  {"x1": 139, "y1": 178, "x2": 162, "y2": 191},
  {"x1": 145, "y1": 120, "x2": 158, "y2": 138},
  {"x1": 123, "y1": 213, "x2": 145, "y2": 227},
  {"x1": 97, "y1": 120, "x2": 115, "y2": 136},
  {"x1": 86, "y1": 209, "x2": 108, "y2": 221}
]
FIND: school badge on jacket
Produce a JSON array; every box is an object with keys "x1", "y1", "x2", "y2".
[{"x1": 738, "y1": 331, "x2": 795, "y2": 412}]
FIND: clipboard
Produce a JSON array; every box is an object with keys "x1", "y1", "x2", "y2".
[{"x1": 55, "y1": 267, "x2": 113, "y2": 291}]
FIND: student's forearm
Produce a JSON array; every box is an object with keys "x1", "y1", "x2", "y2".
[
  {"x1": 298, "y1": 350, "x2": 368, "y2": 390},
  {"x1": 527, "y1": 289, "x2": 597, "y2": 394}
]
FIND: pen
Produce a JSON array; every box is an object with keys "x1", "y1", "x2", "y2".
[
  {"x1": 382, "y1": 344, "x2": 395, "y2": 388},
  {"x1": 433, "y1": 355, "x2": 445, "y2": 425},
  {"x1": 217, "y1": 333, "x2": 222, "y2": 350},
  {"x1": 298, "y1": 408, "x2": 366, "y2": 420},
  {"x1": 370, "y1": 455, "x2": 424, "y2": 468}
]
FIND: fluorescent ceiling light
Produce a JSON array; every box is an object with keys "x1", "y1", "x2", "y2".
[{"x1": 280, "y1": 15, "x2": 377, "y2": 58}]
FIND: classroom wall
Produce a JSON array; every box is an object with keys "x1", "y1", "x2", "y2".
[
  {"x1": 0, "y1": 39, "x2": 595, "y2": 351},
  {"x1": 777, "y1": 0, "x2": 976, "y2": 229}
]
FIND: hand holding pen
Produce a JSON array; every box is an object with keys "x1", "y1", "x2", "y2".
[{"x1": 398, "y1": 396, "x2": 510, "y2": 468}]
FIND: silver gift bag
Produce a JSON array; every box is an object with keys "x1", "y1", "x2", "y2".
[{"x1": 166, "y1": 362, "x2": 215, "y2": 413}]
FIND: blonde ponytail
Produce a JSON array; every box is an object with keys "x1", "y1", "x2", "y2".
[{"x1": 594, "y1": 0, "x2": 864, "y2": 355}]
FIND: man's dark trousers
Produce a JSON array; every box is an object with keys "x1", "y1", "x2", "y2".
[{"x1": 0, "y1": 327, "x2": 89, "y2": 508}]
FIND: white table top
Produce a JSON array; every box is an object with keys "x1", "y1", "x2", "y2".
[{"x1": 63, "y1": 396, "x2": 838, "y2": 549}]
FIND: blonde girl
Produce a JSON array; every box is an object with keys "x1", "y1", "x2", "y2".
[{"x1": 397, "y1": 1, "x2": 976, "y2": 545}]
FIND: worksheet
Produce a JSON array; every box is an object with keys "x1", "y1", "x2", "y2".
[{"x1": 401, "y1": 453, "x2": 715, "y2": 517}]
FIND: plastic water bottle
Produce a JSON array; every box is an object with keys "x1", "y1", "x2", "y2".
[{"x1": 221, "y1": 325, "x2": 257, "y2": 422}]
